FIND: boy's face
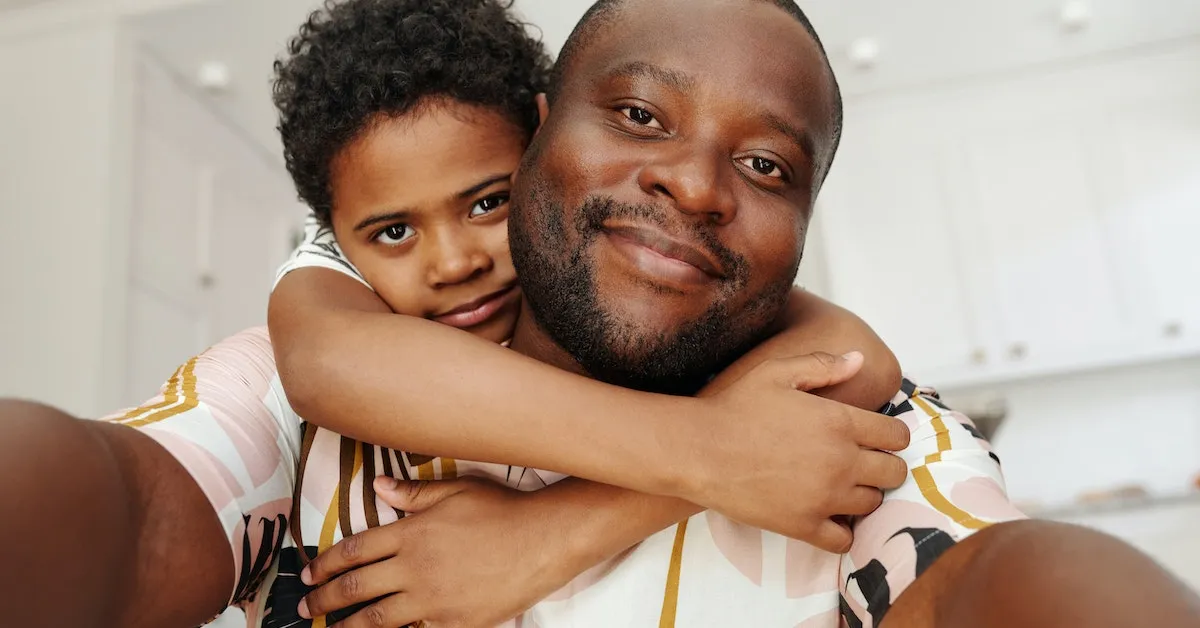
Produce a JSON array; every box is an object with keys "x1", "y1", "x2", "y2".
[{"x1": 328, "y1": 101, "x2": 526, "y2": 343}]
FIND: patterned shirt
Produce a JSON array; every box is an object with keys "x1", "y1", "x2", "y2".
[{"x1": 103, "y1": 211, "x2": 1025, "y2": 628}]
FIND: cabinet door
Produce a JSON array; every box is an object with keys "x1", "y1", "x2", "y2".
[
  {"x1": 127, "y1": 57, "x2": 212, "y2": 403},
  {"x1": 126, "y1": 53, "x2": 294, "y2": 403},
  {"x1": 954, "y1": 113, "x2": 1130, "y2": 367},
  {"x1": 1106, "y1": 92, "x2": 1200, "y2": 347},
  {"x1": 206, "y1": 165, "x2": 292, "y2": 342},
  {"x1": 817, "y1": 116, "x2": 982, "y2": 380}
]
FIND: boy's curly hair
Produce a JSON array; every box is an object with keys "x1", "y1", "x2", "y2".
[{"x1": 273, "y1": 0, "x2": 552, "y2": 224}]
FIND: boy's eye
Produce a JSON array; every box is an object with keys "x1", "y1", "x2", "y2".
[
  {"x1": 374, "y1": 224, "x2": 414, "y2": 246},
  {"x1": 739, "y1": 156, "x2": 785, "y2": 179},
  {"x1": 621, "y1": 106, "x2": 664, "y2": 130},
  {"x1": 470, "y1": 193, "x2": 509, "y2": 217}
]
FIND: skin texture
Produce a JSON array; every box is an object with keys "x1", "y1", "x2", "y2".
[{"x1": 0, "y1": 400, "x2": 234, "y2": 628}]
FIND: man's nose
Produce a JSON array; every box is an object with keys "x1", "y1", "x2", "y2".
[{"x1": 636, "y1": 144, "x2": 737, "y2": 225}]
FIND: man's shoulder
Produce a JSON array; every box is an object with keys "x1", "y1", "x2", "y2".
[{"x1": 877, "y1": 377, "x2": 949, "y2": 417}]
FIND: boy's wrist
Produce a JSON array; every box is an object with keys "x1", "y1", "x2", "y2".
[{"x1": 640, "y1": 396, "x2": 713, "y2": 503}]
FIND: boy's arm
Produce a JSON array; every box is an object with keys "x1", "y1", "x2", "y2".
[
  {"x1": 270, "y1": 269, "x2": 899, "y2": 477},
  {"x1": 707, "y1": 286, "x2": 901, "y2": 405},
  {"x1": 271, "y1": 268, "x2": 703, "y2": 497}
]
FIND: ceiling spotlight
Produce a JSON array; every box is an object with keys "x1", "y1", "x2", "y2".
[
  {"x1": 1060, "y1": 1, "x2": 1092, "y2": 32},
  {"x1": 197, "y1": 61, "x2": 232, "y2": 93},
  {"x1": 848, "y1": 37, "x2": 880, "y2": 70}
]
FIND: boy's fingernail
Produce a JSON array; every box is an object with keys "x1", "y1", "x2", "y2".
[
  {"x1": 300, "y1": 566, "x2": 312, "y2": 585},
  {"x1": 841, "y1": 351, "x2": 863, "y2": 361},
  {"x1": 298, "y1": 598, "x2": 311, "y2": 619}
]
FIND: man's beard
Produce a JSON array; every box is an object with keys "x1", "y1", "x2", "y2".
[{"x1": 509, "y1": 176, "x2": 794, "y2": 396}]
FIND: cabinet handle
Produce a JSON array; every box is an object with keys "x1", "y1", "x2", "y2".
[
  {"x1": 199, "y1": 273, "x2": 216, "y2": 289},
  {"x1": 1008, "y1": 343, "x2": 1028, "y2": 360},
  {"x1": 1163, "y1": 321, "x2": 1183, "y2": 339},
  {"x1": 970, "y1": 348, "x2": 988, "y2": 365}
]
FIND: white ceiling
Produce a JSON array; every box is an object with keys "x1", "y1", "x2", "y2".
[
  {"x1": 128, "y1": 0, "x2": 1200, "y2": 164},
  {"x1": 0, "y1": 0, "x2": 60, "y2": 10}
]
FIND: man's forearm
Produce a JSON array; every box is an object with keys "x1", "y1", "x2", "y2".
[
  {"x1": 0, "y1": 401, "x2": 233, "y2": 628},
  {"x1": 0, "y1": 401, "x2": 137, "y2": 627},
  {"x1": 884, "y1": 520, "x2": 1200, "y2": 628}
]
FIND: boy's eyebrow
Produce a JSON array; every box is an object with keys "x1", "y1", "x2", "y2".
[
  {"x1": 456, "y1": 173, "x2": 512, "y2": 200},
  {"x1": 354, "y1": 210, "x2": 412, "y2": 233}
]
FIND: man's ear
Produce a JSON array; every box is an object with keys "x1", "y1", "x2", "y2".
[
  {"x1": 513, "y1": 93, "x2": 551, "y2": 189},
  {"x1": 535, "y1": 93, "x2": 550, "y2": 132}
]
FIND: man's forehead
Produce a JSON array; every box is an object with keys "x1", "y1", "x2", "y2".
[{"x1": 570, "y1": 0, "x2": 835, "y2": 143}]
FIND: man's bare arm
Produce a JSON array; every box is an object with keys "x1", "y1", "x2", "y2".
[
  {"x1": 885, "y1": 520, "x2": 1200, "y2": 627},
  {"x1": 0, "y1": 400, "x2": 232, "y2": 628}
]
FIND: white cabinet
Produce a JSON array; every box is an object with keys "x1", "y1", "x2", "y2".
[
  {"x1": 952, "y1": 110, "x2": 1131, "y2": 370},
  {"x1": 816, "y1": 42, "x2": 1200, "y2": 387},
  {"x1": 819, "y1": 119, "x2": 982, "y2": 379},
  {"x1": 1105, "y1": 94, "x2": 1200, "y2": 348}
]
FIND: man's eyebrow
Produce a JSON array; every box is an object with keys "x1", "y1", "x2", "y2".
[
  {"x1": 608, "y1": 61, "x2": 696, "y2": 94},
  {"x1": 764, "y1": 112, "x2": 816, "y2": 164}
]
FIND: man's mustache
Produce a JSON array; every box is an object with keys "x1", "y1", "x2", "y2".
[{"x1": 575, "y1": 196, "x2": 749, "y2": 286}]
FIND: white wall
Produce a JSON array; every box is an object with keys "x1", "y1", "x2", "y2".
[{"x1": 0, "y1": 14, "x2": 130, "y2": 417}]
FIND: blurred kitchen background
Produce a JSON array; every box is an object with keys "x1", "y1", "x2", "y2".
[{"x1": 2, "y1": 0, "x2": 1198, "y2": 622}]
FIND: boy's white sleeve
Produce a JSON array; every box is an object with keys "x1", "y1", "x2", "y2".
[{"x1": 274, "y1": 212, "x2": 372, "y2": 290}]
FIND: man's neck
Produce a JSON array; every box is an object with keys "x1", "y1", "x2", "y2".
[{"x1": 508, "y1": 299, "x2": 590, "y2": 377}]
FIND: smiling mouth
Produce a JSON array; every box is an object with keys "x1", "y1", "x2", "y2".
[
  {"x1": 602, "y1": 224, "x2": 726, "y2": 283},
  {"x1": 433, "y1": 284, "x2": 519, "y2": 328}
]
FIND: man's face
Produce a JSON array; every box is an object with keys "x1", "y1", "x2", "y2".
[{"x1": 509, "y1": 0, "x2": 838, "y2": 393}]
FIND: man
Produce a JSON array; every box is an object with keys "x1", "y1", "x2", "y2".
[
  {"x1": 280, "y1": 1, "x2": 1200, "y2": 626},
  {"x1": 1, "y1": 1, "x2": 1198, "y2": 628}
]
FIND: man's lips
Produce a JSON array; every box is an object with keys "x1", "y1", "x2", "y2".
[
  {"x1": 602, "y1": 224, "x2": 725, "y2": 280},
  {"x1": 432, "y1": 284, "x2": 519, "y2": 328}
]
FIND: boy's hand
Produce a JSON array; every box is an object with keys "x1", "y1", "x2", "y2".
[
  {"x1": 680, "y1": 352, "x2": 911, "y2": 552},
  {"x1": 297, "y1": 477, "x2": 564, "y2": 628}
]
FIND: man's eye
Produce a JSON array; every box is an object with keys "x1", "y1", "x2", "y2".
[
  {"x1": 470, "y1": 194, "x2": 509, "y2": 217},
  {"x1": 621, "y1": 106, "x2": 664, "y2": 129},
  {"x1": 740, "y1": 156, "x2": 784, "y2": 179},
  {"x1": 374, "y1": 224, "x2": 414, "y2": 246}
]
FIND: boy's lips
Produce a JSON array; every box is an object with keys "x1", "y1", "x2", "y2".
[{"x1": 433, "y1": 284, "x2": 519, "y2": 328}]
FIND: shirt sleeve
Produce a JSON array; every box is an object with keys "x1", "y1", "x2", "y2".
[
  {"x1": 274, "y1": 211, "x2": 371, "y2": 290},
  {"x1": 838, "y1": 378, "x2": 1028, "y2": 628}
]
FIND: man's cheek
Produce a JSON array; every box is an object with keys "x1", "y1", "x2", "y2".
[{"x1": 551, "y1": 126, "x2": 641, "y2": 191}]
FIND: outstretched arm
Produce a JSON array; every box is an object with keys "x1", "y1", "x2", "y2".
[
  {"x1": 0, "y1": 400, "x2": 234, "y2": 628},
  {"x1": 883, "y1": 519, "x2": 1200, "y2": 628}
]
